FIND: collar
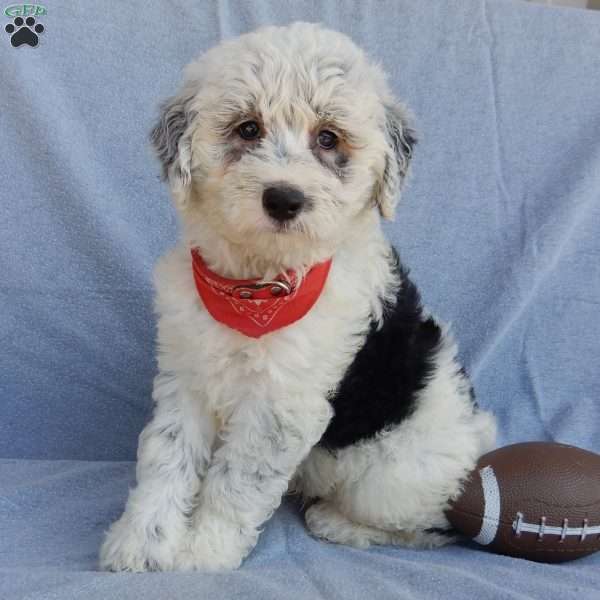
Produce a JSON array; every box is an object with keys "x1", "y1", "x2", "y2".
[{"x1": 190, "y1": 248, "x2": 332, "y2": 338}]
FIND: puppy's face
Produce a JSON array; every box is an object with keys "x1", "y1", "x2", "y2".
[{"x1": 152, "y1": 23, "x2": 415, "y2": 267}]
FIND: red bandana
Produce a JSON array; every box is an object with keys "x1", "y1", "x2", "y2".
[{"x1": 191, "y1": 249, "x2": 332, "y2": 338}]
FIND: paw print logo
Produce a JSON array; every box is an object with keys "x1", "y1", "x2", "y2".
[{"x1": 5, "y1": 16, "x2": 44, "y2": 47}]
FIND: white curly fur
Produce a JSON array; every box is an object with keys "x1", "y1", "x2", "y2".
[{"x1": 99, "y1": 22, "x2": 496, "y2": 572}]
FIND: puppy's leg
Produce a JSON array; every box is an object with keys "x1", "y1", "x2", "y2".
[
  {"x1": 99, "y1": 373, "x2": 215, "y2": 572},
  {"x1": 305, "y1": 500, "x2": 456, "y2": 549},
  {"x1": 179, "y1": 393, "x2": 332, "y2": 571},
  {"x1": 305, "y1": 500, "x2": 400, "y2": 548}
]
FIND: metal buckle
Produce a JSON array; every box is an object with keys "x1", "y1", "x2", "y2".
[{"x1": 233, "y1": 280, "x2": 292, "y2": 299}]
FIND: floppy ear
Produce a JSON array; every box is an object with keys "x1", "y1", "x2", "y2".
[
  {"x1": 374, "y1": 102, "x2": 417, "y2": 220},
  {"x1": 150, "y1": 89, "x2": 196, "y2": 208}
]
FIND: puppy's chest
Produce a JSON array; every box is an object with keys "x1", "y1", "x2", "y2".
[
  {"x1": 198, "y1": 311, "x2": 363, "y2": 390},
  {"x1": 188, "y1": 281, "x2": 373, "y2": 414}
]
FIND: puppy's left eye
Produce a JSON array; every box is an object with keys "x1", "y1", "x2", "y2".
[
  {"x1": 318, "y1": 130, "x2": 338, "y2": 150},
  {"x1": 238, "y1": 121, "x2": 261, "y2": 140}
]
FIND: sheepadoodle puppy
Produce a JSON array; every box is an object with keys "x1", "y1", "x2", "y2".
[{"x1": 100, "y1": 22, "x2": 496, "y2": 572}]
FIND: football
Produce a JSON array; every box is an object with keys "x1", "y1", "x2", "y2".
[{"x1": 446, "y1": 442, "x2": 600, "y2": 562}]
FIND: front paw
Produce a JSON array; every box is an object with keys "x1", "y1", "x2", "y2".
[
  {"x1": 99, "y1": 516, "x2": 182, "y2": 572},
  {"x1": 176, "y1": 514, "x2": 254, "y2": 572}
]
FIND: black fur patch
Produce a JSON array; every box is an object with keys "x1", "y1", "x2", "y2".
[{"x1": 318, "y1": 249, "x2": 443, "y2": 450}]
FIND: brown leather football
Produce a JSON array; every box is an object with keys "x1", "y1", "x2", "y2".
[{"x1": 446, "y1": 442, "x2": 600, "y2": 562}]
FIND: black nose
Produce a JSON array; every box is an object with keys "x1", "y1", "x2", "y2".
[{"x1": 262, "y1": 186, "x2": 306, "y2": 222}]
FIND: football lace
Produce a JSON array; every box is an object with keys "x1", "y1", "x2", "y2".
[{"x1": 513, "y1": 512, "x2": 600, "y2": 542}]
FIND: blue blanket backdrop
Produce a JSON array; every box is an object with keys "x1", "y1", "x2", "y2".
[{"x1": 1, "y1": 1, "x2": 599, "y2": 598}]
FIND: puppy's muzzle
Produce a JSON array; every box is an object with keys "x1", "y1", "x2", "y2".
[{"x1": 262, "y1": 185, "x2": 306, "y2": 222}]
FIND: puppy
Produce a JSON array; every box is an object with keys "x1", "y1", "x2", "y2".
[{"x1": 100, "y1": 22, "x2": 496, "y2": 572}]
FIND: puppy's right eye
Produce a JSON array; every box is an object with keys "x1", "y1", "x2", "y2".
[{"x1": 237, "y1": 121, "x2": 261, "y2": 140}]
